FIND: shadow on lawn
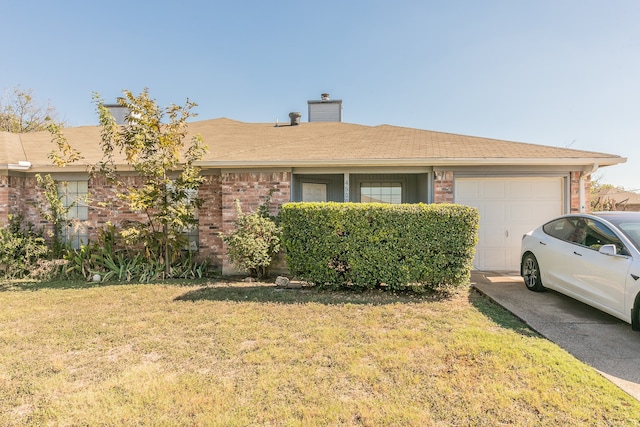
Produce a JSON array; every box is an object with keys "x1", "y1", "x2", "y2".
[
  {"x1": 0, "y1": 279, "x2": 105, "y2": 291},
  {"x1": 0, "y1": 278, "x2": 209, "y2": 292},
  {"x1": 467, "y1": 288, "x2": 540, "y2": 337},
  {"x1": 174, "y1": 281, "x2": 455, "y2": 306}
]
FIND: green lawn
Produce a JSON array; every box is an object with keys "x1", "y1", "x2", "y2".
[{"x1": 1, "y1": 279, "x2": 638, "y2": 426}]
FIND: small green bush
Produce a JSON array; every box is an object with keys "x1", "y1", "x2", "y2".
[
  {"x1": 222, "y1": 199, "x2": 282, "y2": 279},
  {"x1": 0, "y1": 215, "x2": 50, "y2": 279},
  {"x1": 280, "y1": 202, "x2": 479, "y2": 290}
]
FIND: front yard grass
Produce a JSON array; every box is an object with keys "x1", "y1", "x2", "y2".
[{"x1": 1, "y1": 279, "x2": 639, "y2": 426}]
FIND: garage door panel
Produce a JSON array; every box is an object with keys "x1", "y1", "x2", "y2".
[
  {"x1": 479, "y1": 181, "x2": 506, "y2": 199},
  {"x1": 455, "y1": 181, "x2": 480, "y2": 200},
  {"x1": 507, "y1": 203, "x2": 533, "y2": 221},
  {"x1": 530, "y1": 180, "x2": 564, "y2": 199},
  {"x1": 480, "y1": 249, "x2": 508, "y2": 272},
  {"x1": 455, "y1": 177, "x2": 563, "y2": 271},
  {"x1": 479, "y1": 203, "x2": 505, "y2": 223},
  {"x1": 532, "y1": 202, "x2": 563, "y2": 224},
  {"x1": 481, "y1": 225, "x2": 507, "y2": 246},
  {"x1": 508, "y1": 181, "x2": 536, "y2": 199}
]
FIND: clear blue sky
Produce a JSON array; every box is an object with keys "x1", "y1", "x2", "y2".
[{"x1": 3, "y1": 0, "x2": 639, "y2": 190}]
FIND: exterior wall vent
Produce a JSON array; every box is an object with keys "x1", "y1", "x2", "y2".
[{"x1": 307, "y1": 94, "x2": 342, "y2": 122}]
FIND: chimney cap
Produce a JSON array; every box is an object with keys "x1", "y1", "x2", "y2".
[{"x1": 321, "y1": 93, "x2": 330, "y2": 101}]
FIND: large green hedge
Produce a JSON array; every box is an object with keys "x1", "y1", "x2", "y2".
[{"x1": 280, "y1": 202, "x2": 479, "y2": 290}]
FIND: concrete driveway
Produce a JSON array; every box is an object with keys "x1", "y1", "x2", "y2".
[{"x1": 471, "y1": 270, "x2": 640, "y2": 401}]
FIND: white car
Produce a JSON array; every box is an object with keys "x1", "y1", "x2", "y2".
[{"x1": 521, "y1": 211, "x2": 640, "y2": 330}]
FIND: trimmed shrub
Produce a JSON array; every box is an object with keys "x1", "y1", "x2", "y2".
[
  {"x1": 222, "y1": 199, "x2": 282, "y2": 279},
  {"x1": 280, "y1": 202, "x2": 479, "y2": 290}
]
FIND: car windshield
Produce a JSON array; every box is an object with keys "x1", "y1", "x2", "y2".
[{"x1": 600, "y1": 216, "x2": 640, "y2": 252}]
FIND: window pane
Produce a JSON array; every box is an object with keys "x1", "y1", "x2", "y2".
[
  {"x1": 57, "y1": 180, "x2": 89, "y2": 247},
  {"x1": 302, "y1": 183, "x2": 327, "y2": 202},
  {"x1": 360, "y1": 183, "x2": 402, "y2": 204},
  {"x1": 180, "y1": 188, "x2": 199, "y2": 251},
  {"x1": 77, "y1": 206, "x2": 88, "y2": 220}
]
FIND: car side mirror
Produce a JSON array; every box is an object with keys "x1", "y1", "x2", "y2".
[{"x1": 599, "y1": 244, "x2": 618, "y2": 256}]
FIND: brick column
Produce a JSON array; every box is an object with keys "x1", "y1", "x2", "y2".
[
  {"x1": 433, "y1": 171, "x2": 454, "y2": 203},
  {"x1": 570, "y1": 171, "x2": 591, "y2": 213},
  {"x1": 197, "y1": 174, "x2": 224, "y2": 267}
]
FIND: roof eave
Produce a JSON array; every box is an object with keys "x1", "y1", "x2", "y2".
[
  {"x1": 196, "y1": 157, "x2": 626, "y2": 169},
  {"x1": 17, "y1": 156, "x2": 626, "y2": 173}
]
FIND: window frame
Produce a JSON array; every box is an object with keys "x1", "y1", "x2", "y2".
[
  {"x1": 57, "y1": 180, "x2": 89, "y2": 249},
  {"x1": 359, "y1": 181, "x2": 403, "y2": 204}
]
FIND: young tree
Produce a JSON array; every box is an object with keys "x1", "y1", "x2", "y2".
[
  {"x1": 0, "y1": 86, "x2": 64, "y2": 132},
  {"x1": 93, "y1": 89, "x2": 208, "y2": 276}
]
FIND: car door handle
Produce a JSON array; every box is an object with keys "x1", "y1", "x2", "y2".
[{"x1": 573, "y1": 251, "x2": 582, "y2": 256}]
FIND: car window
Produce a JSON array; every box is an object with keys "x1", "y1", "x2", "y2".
[
  {"x1": 616, "y1": 223, "x2": 640, "y2": 252},
  {"x1": 543, "y1": 218, "x2": 576, "y2": 241},
  {"x1": 543, "y1": 217, "x2": 629, "y2": 255},
  {"x1": 582, "y1": 219, "x2": 627, "y2": 255},
  {"x1": 567, "y1": 218, "x2": 589, "y2": 245}
]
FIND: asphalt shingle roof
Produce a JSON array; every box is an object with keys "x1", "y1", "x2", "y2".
[{"x1": 1, "y1": 118, "x2": 625, "y2": 171}]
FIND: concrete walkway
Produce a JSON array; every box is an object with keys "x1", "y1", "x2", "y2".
[{"x1": 471, "y1": 270, "x2": 640, "y2": 401}]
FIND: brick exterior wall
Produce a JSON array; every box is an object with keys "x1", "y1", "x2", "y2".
[
  {"x1": 433, "y1": 171, "x2": 454, "y2": 203},
  {"x1": 0, "y1": 169, "x2": 589, "y2": 275},
  {"x1": 1, "y1": 175, "x2": 54, "y2": 236},
  {"x1": 570, "y1": 171, "x2": 591, "y2": 213},
  {"x1": 0, "y1": 171, "x2": 291, "y2": 273},
  {"x1": 88, "y1": 175, "x2": 151, "y2": 229},
  {"x1": 220, "y1": 171, "x2": 291, "y2": 274},
  {"x1": 197, "y1": 174, "x2": 224, "y2": 267}
]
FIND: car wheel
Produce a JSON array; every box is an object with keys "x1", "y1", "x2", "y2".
[
  {"x1": 632, "y1": 294, "x2": 640, "y2": 331},
  {"x1": 522, "y1": 253, "x2": 545, "y2": 292}
]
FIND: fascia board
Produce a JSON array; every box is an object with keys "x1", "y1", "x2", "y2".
[{"x1": 195, "y1": 157, "x2": 626, "y2": 168}]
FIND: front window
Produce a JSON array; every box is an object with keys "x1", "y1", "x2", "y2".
[
  {"x1": 302, "y1": 182, "x2": 327, "y2": 202},
  {"x1": 182, "y1": 187, "x2": 199, "y2": 251},
  {"x1": 360, "y1": 182, "x2": 402, "y2": 204},
  {"x1": 58, "y1": 180, "x2": 89, "y2": 249}
]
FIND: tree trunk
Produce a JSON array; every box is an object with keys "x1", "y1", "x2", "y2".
[{"x1": 164, "y1": 223, "x2": 170, "y2": 278}]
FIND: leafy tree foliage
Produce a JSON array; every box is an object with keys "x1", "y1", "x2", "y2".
[
  {"x1": 0, "y1": 215, "x2": 49, "y2": 279},
  {"x1": 0, "y1": 86, "x2": 63, "y2": 132},
  {"x1": 590, "y1": 174, "x2": 626, "y2": 211},
  {"x1": 34, "y1": 173, "x2": 74, "y2": 256},
  {"x1": 222, "y1": 198, "x2": 282, "y2": 279},
  {"x1": 93, "y1": 89, "x2": 208, "y2": 275}
]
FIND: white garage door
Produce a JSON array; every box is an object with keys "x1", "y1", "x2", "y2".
[{"x1": 455, "y1": 177, "x2": 564, "y2": 271}]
